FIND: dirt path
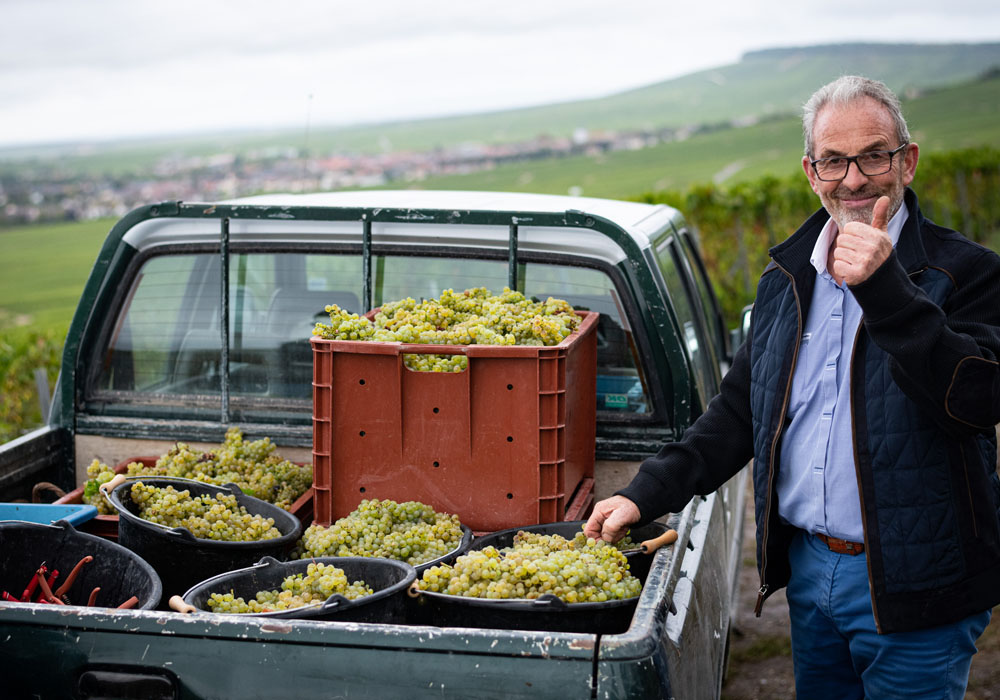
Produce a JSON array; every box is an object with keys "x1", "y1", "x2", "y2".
[{"x1": 721, "y1": 480, "x2": 1000, "y2": 700}]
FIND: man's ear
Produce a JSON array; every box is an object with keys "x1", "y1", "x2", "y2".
[
  {"x1": 901, "y1": 143, "x2": 919, "y2": 187},
  {"x1": 802, "y1": 156, "x2": 820, "y2": 193}
]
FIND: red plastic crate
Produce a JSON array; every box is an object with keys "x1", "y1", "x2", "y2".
[{"x1": 311, "y1": 311, "x2": 598, "y2": 532}]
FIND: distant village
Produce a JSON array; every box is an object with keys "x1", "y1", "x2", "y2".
[{"x1": 0, "y1": 121, "x2": 722, "y2": 227}]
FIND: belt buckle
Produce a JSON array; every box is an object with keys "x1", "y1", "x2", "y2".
[{"x1": 817, "y1": 533, "x2": 864, "y2": 555}]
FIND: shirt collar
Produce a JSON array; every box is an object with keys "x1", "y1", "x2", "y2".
[{"x1": 809, "y1": 199, "x2": 909, "y2": 277}]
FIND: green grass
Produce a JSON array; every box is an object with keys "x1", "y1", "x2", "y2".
[
  {"x1": 0, "y1": 218, "x2": 115, "y2": 332},
  {"x1": 904, "y1": 78, "x2": 1000, "y2": 150},
  {"x1": 728, "y1": 634, "x2": 793, "y2": 663}
]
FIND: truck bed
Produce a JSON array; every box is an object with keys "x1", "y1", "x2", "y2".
[{"x1": 0, "y1": 485, "x2": 744, "y2": 700}]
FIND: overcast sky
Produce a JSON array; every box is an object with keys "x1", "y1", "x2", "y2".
[{"x1": 2, "y1": 0, "x2": 999, "y2": 148}]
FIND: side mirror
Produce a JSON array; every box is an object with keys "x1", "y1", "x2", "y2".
[{"x1": 729, "y1": 303, "x2": 753, "y2": 351}]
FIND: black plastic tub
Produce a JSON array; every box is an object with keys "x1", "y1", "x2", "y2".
[
  {"x1": 180, "y1": 555, "x2": 416, "y2": 623},
  {"x1": 105, "y1": 477, "x2": 302, "y2": 600},
  {"x1": 0, "y1": 520, "x2": 161, "y2": 610},
  {"x1": 408, "y1": 520, "x2": 674, "y2": 634}
]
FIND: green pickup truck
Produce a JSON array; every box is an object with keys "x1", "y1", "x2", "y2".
[{"x1": 0, "y1": 190, "x2": 748, "y2": 699}]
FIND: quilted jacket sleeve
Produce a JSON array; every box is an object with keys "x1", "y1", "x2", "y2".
[
  {"x1": 617, "y1": 335, "x2": 756, "y2": 524},
  {"x1": 850, "y1": 240, "x2": 1000, "y2": 434}
]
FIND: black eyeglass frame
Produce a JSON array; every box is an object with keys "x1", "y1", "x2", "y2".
[{"x1": 809, "y1": 143, "x2": 909, "y2": 182}]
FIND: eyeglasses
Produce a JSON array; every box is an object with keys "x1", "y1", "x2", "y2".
[{"x1": 809, "y1": 143, "x2": 909, "y2": 182}]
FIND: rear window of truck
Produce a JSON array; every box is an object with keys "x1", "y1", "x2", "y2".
[{"x1": 90, "y1": 250, "x2": 654, "y2": 421}]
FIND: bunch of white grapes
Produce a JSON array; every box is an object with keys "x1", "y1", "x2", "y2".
[
  {"x1": 82, "y1": 460, "x2": 131, "y2": 515},
  {"x1": 82, "y1": 427, "x2": 312, "y2": 513},
  {"x1": 205, "y1": 562, "x2": 372, "y2": 614},
  {"x1": 294, "y1": 498, "x2": 464, "y2": 566},
  {"x1": 313, "y1": 287, "x2": 581, "y2": 372},
  {"x1": 417, "y1": 529, "x2": 642, "y2": 603},
  {"x1": 127, "y1": 481, "x2": 282, "y2": 542}
]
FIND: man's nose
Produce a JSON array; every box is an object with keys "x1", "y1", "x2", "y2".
[{"x1": 841, "y1": 160, "x2": 870, "y2": 189}]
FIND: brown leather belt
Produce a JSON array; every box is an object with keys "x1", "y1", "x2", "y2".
[{"x1": 815, "y1": 533, "x2": 865, "y2": 555}]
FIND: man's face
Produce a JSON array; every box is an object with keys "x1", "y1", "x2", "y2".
[{"x1": 802, "y1": 96, "x2": 918, "y2": 230}]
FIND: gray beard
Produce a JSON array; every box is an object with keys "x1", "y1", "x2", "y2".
[
  {"x1": 836, "y1": 204, "x2": 876, "y2": 227},
  {"x1": 826, "y1": 183, "x2": 904, "y2": 231}
]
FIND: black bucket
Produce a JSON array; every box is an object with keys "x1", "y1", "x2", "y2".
[
  {"x1": 0, "y1": 520, "x2": 161, "y2": 610},
  {"x1": 180, "y1": 555, "x2": 416, "y2": 623},
  {"x1": 409, "y1": 520, "x2": 672, "y2": 634},
  {"x1": 105, "y1": 477, "x2": 302, "y2": 600}
]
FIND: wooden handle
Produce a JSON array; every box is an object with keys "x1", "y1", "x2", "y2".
[
  {"x1": 99, "y1": 474, "x2": 127, "y2": 495},
  {"x1": 168, "y1": 595, "x2": 197, "y2": 614},
  {"x1": 407, "y1": 582, "x2": 422, "y2": 599},
  {"x1": 640, "y1": 529, "x2": 678, "y2": 554}
]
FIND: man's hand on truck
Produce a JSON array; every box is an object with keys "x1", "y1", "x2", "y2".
[{"x1": 584, "y1": 495, "x2": 641, "y2": 543}]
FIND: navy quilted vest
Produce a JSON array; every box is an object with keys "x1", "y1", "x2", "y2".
[{"x1": 748, "y1": 189, "x2": 1000, "y2": 633}]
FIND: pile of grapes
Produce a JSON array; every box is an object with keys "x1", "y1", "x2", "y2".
[
  {"x1": 294, "y1": 498, "x2": 464, "y2": 566},
  {"x1": 417, "y1": 529, "x2": 642, "y2": 603},
  {"x1": 82, "y1": 427, "x2": 312, "y2": 514},
  {"x1": 313, "y1": 287, "x2": 581, "y2": 372},
  {"x1": 205, "y1": 562, "x2": 372, "y2": 614},
  {"x1": 127, "y1": 481, "x2": 283, "y2": 542}
]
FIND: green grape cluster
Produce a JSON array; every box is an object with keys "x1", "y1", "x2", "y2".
[
  {"x1": 313, "y1": 287, "x2": 581, "y2": 372},
  {"x1": 613, "y1": 533, "x2": 637, "y2": 552},
  {"x1": 402, "y1": 353, "x2": 468, "y2": 373},
  {"x1": 205, "y1": 562, "x2": 372, "y2": 614},
  {"x1": 80, "y1": 427, "x2": 312, "y2": 513},
  {"x1": 417, "y1": 529, "x2": 642, "y2": 603},
  {"x1": 294, "y1": 498, "x2": 464, "y2": 566},
  {"x1": 81, "y1": 459, "x2": 137, "y2": 514},
  {"x1": 311, "y1": 307, "x2": 377, "y2": 342},
  {"x1": 128, "y1": 481, "x2": 283, "y2": 542}
]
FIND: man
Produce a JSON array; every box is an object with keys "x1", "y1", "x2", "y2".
[{"x1": 585, "y1": 76, "x2": 1000, "y2": 699}]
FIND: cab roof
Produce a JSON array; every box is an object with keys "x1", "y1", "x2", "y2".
[
  {"x1": 119, "y1": 190, "x2": 684, "y2": 267},
  {"x1": 226, "y1": 190, "x2": 680, "y2": 242}
]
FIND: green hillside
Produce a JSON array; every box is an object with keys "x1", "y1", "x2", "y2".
[
  {"x1": 382, "y1": 74, "x2": 1000, "y2": 199},
  {"x1": 2, "y1": 42, "x2": 998, "y2": 177},
  {"x1": 605, "y1": 42, "x2": 1000, "y2": 129},
  {"x1": 0, "y1": 219, "x2": 114, "y2": 332}
]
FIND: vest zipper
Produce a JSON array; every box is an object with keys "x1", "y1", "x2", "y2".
[
  {"x1": 753, "y1": 584, "x2": 769, "y2": 615},
  {"x1": 755, "y1": 262, "x2": 803, "y2": 618},
  {"x1": 849, "y1": 321, "x2": 882, "y2": 633}
]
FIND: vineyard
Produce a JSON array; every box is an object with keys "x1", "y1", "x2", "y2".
[
  {"x1": 1, "y1": 147, "x2": 998, "y2": 443},
  {"x1": 0, "y1": 326, "x2": 62, "y2": 443}
]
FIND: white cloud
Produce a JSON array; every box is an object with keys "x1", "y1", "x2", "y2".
[{"x1": 1, "y1": 0, "x2": 998, "y2": 146}]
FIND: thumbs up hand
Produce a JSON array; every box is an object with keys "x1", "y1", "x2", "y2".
[{"x1": 831, "y1": 196, "x2": 894, "y2": 286}]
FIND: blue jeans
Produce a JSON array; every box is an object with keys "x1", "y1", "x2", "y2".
[{"x1": 785, "y1": 530, "x2": 991, "y2": 700}]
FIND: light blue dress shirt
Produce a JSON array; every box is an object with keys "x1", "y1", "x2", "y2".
[{"x1": 777, "y1": 202, "x2": 908, "y2": 542}]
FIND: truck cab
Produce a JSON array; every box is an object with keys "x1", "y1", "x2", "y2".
[{"x1": 1, "y1": 190, "x2": 747, "y2": 699}]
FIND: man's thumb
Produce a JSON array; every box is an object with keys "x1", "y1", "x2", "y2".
[{"x1": 871, "y1": 196, "x2": 890, "y2": 231}]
